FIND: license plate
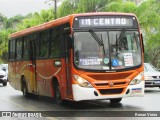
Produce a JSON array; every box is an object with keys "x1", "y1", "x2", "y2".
[
  {"x1": 154, "y1": 81, "x2": 160, "y2": 84},
  {"x1": 132, "y1": 88, "x2": 142, "y2": 94}
]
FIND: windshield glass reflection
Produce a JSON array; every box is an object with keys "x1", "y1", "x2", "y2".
[{"x1": 74, "y1": 31, "x2": 141, "y2": 71}]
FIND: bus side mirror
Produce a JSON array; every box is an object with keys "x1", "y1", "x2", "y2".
[{"x1": 64, "y1": 27, "x2": 71, "y2": 34}]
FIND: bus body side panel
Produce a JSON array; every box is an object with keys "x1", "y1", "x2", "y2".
[
  {"x1": 14, "y1": 61, "x2": 32, "y2": 92},
  {"x1": 8, "y1": 61, "x2": 16, "y2": 89},
  {"x1": 15, "y1": 61, "x2": 22, "y2": 90},
  {"x1": 36, "y1": 59, "x2": 64, "y2": 97}
]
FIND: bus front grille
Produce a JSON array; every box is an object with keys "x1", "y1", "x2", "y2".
[
  {"x1": 88, "y1": 72, "x2": 133, "y2": 80},
  {"x1": 0, "y1": 75, "x2": 4, "y2": 78},
  {"x1": 94, "y1": 82, "x2": 127, "y2": 86},
  {"x1": 99, "y1": 88, "x2": 123, "y2": 95}
]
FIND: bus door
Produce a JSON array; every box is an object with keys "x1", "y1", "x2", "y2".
[
  {"x1": 63, "y1": 34, "x2": 72, "y2": 98},
  {"x1": 29, "y1": 39, "x2": 37, "y2": 93}
]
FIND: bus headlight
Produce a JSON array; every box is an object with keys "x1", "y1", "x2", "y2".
[
  {"x1": 130, "y1": 72, "x2": 143, "y2": 85},
  {"x1": 73, "y1": 75, "x2": 93, "y2": 88}
]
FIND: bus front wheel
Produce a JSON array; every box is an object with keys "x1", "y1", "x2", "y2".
[
  {"x1": 54, "y1": 84, "x2": 63, "y2": 104},
  {"x1": 110, "y1": 98, "x2": 122, "y2": 104}
]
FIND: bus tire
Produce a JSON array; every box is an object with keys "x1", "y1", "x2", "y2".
[
  {"x1": 22, "y1": 78, "x2": 29, "y2": 97},
  {"x1": 110, "y1": 98, "x2": 122, "y2": 104},
  {"x1": 54, "y1": 83, "x2": 63, "y2": 104},
  {"x1": 3, "y1": 81, "x2": 7, "y2": 86}
]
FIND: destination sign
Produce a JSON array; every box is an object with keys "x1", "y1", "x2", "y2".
[{"x1": 74, "y1": 17, "x2": 135, "y2": 28}]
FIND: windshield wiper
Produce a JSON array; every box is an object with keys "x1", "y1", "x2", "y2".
[
  {"x1": 118, "y1": 28, "x2": 126, "y2": 41},
  {"x1": 116, "y1": 28, "x2": 128, "y2": 53},
  {"x1": 89, "y1": 29, "x2": 105, "y2": 55}
]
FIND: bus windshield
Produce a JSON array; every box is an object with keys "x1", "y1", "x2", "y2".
[{"x1": 74, "y1": 30, "x2": 141, "y2": 71}]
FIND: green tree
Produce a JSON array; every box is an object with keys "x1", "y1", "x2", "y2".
[
  {"x1": 105, "y1": 1, "x2": 137, "y2": 13},
  {"x1": 0, "y1": 13, "x2": 7, "y2": 30},
  {"x1": 0, "y1": 29, "x2": 13, "y2": 63},
  {"x1": 77, "y1": 0, "x2": 119, "y2": 13},
  {"x1": 58, "y1": 0, "x2": 78, "y2": 18},
  {"x1": 17, "y1": 9, "x2": 54, "y2": 31},
  {"x1": 136, "y1": 0, "x2": 160, "y2": 67},
  {"x1": 6, "y1": 15, "x2": 24, "y2": 29}
]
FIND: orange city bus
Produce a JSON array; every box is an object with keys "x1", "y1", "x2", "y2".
[{"x1": 8, "y1": 12, "x2": 144, "y2": 104}]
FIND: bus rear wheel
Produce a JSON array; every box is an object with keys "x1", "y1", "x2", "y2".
[
  {"x1": 22, "y1": 78, "x2": 29, "y2": 97},
  {"x1": 110, "y1": 98, "x2": 122, "y2": 104}
]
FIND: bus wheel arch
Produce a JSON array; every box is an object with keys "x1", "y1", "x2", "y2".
[{"x1": 52, "y1": 77, "x2": 63, "y2": 104}]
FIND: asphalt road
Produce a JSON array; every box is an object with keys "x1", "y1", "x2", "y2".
[{"x1": 0, "y1": 83, "x2": 160, "y2": 120}]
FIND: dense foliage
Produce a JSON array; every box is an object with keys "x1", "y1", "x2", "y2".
[{"x1": 0, "y1": 0, "x2": 160, "y2": 68}]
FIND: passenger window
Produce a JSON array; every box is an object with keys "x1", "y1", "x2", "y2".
[
  {"x1": 9, "y1": 40, "x2": 16, "y2": 60},
  {"x1": 16, "y1": 38, "x2": 23, "y2": 60},
  {"x1": 50, "y1": 28, "x2": 61, "y2": 58},
  {"x1": 38, "y1": 31, "x2": 49, "y2": 58},
  {"x1": 22, "y1": 37, "x2": 29, "y2": 60}
]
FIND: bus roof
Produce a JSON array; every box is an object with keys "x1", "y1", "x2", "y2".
[{"x1": 10, "y1": 12, "x2": 137, "y2": 38}]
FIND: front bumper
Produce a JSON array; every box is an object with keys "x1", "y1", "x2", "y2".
[
  {"x1": 72, "y1": 81, "x2": 144, "y2": 101},
  {"x1": 145, "y1": 80, "x2": 160, "y2": 87},
  {"x1": 0, "y1": 77, "x2": 7, "y2": 83}
]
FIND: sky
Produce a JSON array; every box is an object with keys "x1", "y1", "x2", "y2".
[{"x1": 0, "y1": 0, "x2": 52, "y2": 18}]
